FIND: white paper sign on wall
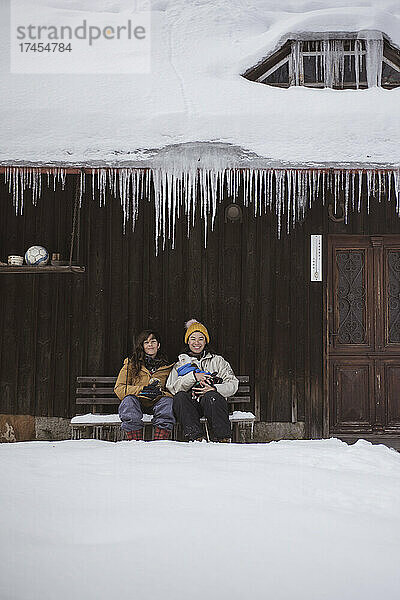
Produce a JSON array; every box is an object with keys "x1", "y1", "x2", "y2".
[{"x1": 311, "y1": 235, "x2": 322, "y2": 282}]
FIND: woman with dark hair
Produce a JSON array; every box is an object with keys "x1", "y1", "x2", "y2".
[
  {"x1": 167, "y1": 319, "x2": 238, "y2": 442},
  {"x1": 115, "y1": 330, "x2": 175, "y2": 440}
]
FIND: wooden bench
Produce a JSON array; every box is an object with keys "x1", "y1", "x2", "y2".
[{"x1": 70, "y1": 376, "x2": 255, "y2": 443}]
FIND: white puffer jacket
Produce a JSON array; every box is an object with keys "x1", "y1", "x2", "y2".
[{"x1": 166, "y1": 352, "x2": 239, "y2": 399}]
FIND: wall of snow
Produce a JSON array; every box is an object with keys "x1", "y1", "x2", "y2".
[{"x1": 0, "y1": 0, "x2": 399, "y2": 166}]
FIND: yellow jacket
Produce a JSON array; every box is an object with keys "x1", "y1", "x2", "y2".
[{"x1": 114, "y1": 357, "x2": 174, "y2": 407}]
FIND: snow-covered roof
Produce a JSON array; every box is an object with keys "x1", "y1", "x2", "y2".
[{"x1": 1, "y1": 0, "x2": 400, "y2": 168}]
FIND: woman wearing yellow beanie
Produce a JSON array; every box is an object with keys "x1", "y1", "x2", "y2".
[{"x1": 166, "y1": 319, "x2": 239, "y2": 442}]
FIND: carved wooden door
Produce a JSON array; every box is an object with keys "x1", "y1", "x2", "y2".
[{"x1": 328, "y1": 235, "x2": 400, "y2": 435}]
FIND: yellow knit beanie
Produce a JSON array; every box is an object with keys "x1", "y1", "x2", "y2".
[{"x1": 184, "y1": 319, "x2": 210, "y2": 344}]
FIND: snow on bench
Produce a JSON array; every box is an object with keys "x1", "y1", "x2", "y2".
[
  {"x1": 71, "y1": 410, "x2": 255, "y2": 425},
  {"x1": 71, "y1": 376, "x2": 255, "y2": 442}
]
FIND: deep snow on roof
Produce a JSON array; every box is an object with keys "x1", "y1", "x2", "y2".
[{"x1": 1, "y1": 0, "x2": 400, "y2": 167}]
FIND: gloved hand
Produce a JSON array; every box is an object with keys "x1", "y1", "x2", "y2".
[
  {"x1": 142, "y1": 381, "x2": 159, "y2": 390},
  {"x1": 194, "y1": 373, "x2": 222, "y2": 387},
  {"x1": 191, "y1": 371, "x2": 222, "y2": 399},
  {"x1": 177, "y1": 363, "x2": 198, "y2": 376},
  {"x1": 139, "y1": 382, "x2": 161, "y2": 400}
]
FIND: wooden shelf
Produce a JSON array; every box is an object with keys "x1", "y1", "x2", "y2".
[{"x1": 0, "y1": 265, "x2": 85, "y2": 274}]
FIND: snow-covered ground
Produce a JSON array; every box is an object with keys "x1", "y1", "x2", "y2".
[{"x1": 1, "y1": 438, "x2": 399, "y2": 600}]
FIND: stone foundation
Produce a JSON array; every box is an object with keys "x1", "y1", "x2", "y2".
[
  {"x1": 35, "y1": 417, "x2": 71, "y2": 441},
  {"x1": 0, "y1": 415, "x2": 70, "y2": 442},
  {"x1": 0, "y1": 414, "x2": 306, "y2": 443},
  {"x1": 251, "y1": 421, "x2": 306, "y2": 443},
  {"x1": 0, "y1": 414, "x2": 35, "y2": 442}
]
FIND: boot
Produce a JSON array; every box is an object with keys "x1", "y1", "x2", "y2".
[
  {"x1": 153, "y1": 427, "x2": 171, "y2": 440},
  {"x1": 126, "y1": 429, "x2": 143, "y2": 441}
]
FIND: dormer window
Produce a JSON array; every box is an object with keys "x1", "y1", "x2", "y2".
[{"x1": 243, "y1": 31, "x2": 400, "y2": 90}]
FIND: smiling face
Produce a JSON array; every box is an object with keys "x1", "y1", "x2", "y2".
[
  {"x1": 143, "y1": 334, "x2": 160, "y2": 357},
  {"x1": 188, "y1": 331, "x2": 206, "y2": 354}
]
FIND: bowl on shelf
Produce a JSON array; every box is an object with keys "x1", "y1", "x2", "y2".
[{"x1": 8, "y1": 255, "x2": 24, "y2": 266}]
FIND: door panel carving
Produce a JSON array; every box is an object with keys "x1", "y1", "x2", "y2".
[
  {"x1": 336, "y1": 250, "x2": 367, "y2": 345},
  {"x1": 329, "y1": 236, "x2": 400, "y2": 435},
  {"x1": 331, "y1": 361, "x2": 372, "y2": 430},
  {"x1": 386, "y1": 249, "x2": 400, "y2": 344},
  {"x1": 384, "y1": 361, "x2": 400, "y2": 428}
]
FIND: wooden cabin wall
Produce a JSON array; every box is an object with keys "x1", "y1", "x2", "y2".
[{"x1": 2, "y1": 174, "x2": 400, "y2": 436}]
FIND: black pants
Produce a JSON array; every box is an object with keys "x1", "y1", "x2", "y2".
[{"x1": 173, "y1": 390, "x2": 231, "y2": 441}]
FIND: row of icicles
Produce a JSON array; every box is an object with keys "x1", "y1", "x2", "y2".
[{"x1": 3, "y1": 167, "x2": 400, "y2": 252}]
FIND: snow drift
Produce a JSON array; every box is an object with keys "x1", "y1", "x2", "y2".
[{"x1": 0, "y1": 438, "x2": 400, "y2": 600}]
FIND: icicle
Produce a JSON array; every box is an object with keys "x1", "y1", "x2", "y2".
[
  {"x1": 91, "y1": 170, "x2": 96, "y2": 203},
  {"x1": 262, "y1": 170, "x2": 267, "y2": 213},
  {"x1": 300, "y1": 170, "x2": 304, "y2": 221},
  {"x1": 351, "y1": 172, "x2": 355, "y2": 211},
  {"x1": 307, "y1": 170, "x2": 312, "y2": 209},
  {"x1": 312, "y1": 170, "x2": 317, "y2": 207},
  {"x1": 121, "y1": 169, "x2": 132, "y2": 234},
  {"x1": 377, "y1": 170, "x2": 383, "y2": 203},
  {"x1": 275, "y1": 170, "x2": 286, "y2": 238},
  {"x1": 249, "y1": 169, "x2": 254, "y2": 209},
  {"x1": 290, "y1": 41, "x2": 302, "y2": 86},
  {"x1": 31, "y1": 169, "x2": 41, "y2": 206},
  {"x1": 364, "y1": 38, "x2": 383, "y2": 87},
  {"x1": 285, "y1": 170, "x2": 291, "y2": 233},
  {"x1": 344, "y1": 170, "x2": 350, "y2": 224},
  {"x1": 210, "y1": 170, "x2": 219, "y2": 230},
  {"x1": 153, "y1": 172, "x2": 161, "y2": 255},
  {"x1": 270, "y1": 169, "x2": 275, "y2": 212},
  {"x1": 334, "y1": 170, "x2": 340, "y2": 212},
  {"x1": 372, "y1": 169, "x2": 377, "y2": 199},
  {"x1": 358, "y1": 170, "x2": 363, "y2": 212},
  {"x1": 134, "y1": 170, "x2": 142, "y2": 227},
  {"x1": 172, "y1": 172, "x2": 178, "y2": 247},
  {"x1": 323, "y1": 39, "x2": 347, "y2": 88},
  {"x1": 14, "y1": 169, "x2": 19, "y2": 214},
  {"x1": 354, "y1": 39, "x2": 361, "y2": 90},
  {"x1": 291, "y1": 170, "x2": 296, "y2": 227},
  {"x1": 233, "y1": 169, "x2": 239, "y2": 202},
  {"x1": 97, "y1": 169, "x2": 107, "y2": 207},
  {"x1": 253, "y1": 170, "x2": 258, "y2": 216},
  {"x1": 297, "y1": 170, "x2": 302, "y2": 221},
  {"x1": 394, "y1": 170, "x2": 400, "y2": 215},
  {"x1": 79, "y1": 170, "x2": 85, "y2": 208},
  {"x1": 258, "y1": 170, "x2": 263, "y2": 216},
  {"x1": 366, "y1": 170, "x2": 372, "y2": 213}
]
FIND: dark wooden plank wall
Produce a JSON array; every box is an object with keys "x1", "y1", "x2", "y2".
[{"x1": 2, "y1": 173, "x2": 400, "y2": 434}]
